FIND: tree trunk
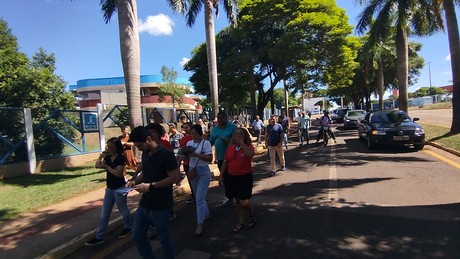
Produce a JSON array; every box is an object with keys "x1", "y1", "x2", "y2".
[
  {"x1": 248, "y1": 67, "x2": 257, "y2": 119},
  {"x1": 377, "y1": 60, "x2": 384, "y2": 110},
  {"x1": 284, "y1": 80, "x2": 289, "y2": 119},
  {"x1": 396, "y1": 26, "x2": 409, "y2": 113},
  {"x1": 117, "y1": 0, "x2": 141, "y2": 129},
  {"x1": 443, "y1": 0, "x2": 460, "y2": 133},
  {"x1": 204, "y1": 0, "x2": 219, "y2": 119}
]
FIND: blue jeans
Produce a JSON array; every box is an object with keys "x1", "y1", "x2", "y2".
[
  {"x1": 190, "y1": 165, "x2": 211, "y2": 224},
  {"x1": 300, "y1": 129, "x2": 309, "y2": 143},
  {"x1": 96, "y1": 187, "x2": 132, "y2": 239},
  {"x1": 132, "y1": 207, "x2": 174, "y2": 259}
]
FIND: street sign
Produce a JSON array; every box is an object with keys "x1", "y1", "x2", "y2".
[{"x1": 82, "y1": 112, "x2": 99, "y2": 132}]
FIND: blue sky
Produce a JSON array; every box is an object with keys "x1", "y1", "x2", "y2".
[{"x1": 1, "y1": 0, "x2": 457, "y2": 93}]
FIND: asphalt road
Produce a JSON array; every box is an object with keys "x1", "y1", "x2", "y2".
[{"x1": 69, "y1": 123, "x2": 460, "y2": 259}]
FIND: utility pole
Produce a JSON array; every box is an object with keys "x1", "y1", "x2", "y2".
[{"x1": 428, "y1": 62, "x2": 432, "y2": 96}]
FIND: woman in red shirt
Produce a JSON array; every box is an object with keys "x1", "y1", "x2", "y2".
[{"x1": 220, "y1": 127, "x2": 255, "y2": 232}]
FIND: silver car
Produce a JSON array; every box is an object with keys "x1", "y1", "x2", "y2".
[{"x1": 343, "y1": 110, "x2": 366, "y2": 128}]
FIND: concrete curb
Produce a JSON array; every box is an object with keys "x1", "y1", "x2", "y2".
[{"x1": 427, "y1": 141, "x2": 460, "y2": 157}]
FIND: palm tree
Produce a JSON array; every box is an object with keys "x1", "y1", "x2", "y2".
[
  {"x1": 434, "y1": 0, "x2": 460, "y2": 133},
  {"x1": 100, "y1": 0, "x2": 142, "y2": 129},
  {"x1": 168, "y1": 0, "x2": 238, "y2": 118},
  {"x1": 356, "y1": 0, "x2": 442, "y2": 113}
]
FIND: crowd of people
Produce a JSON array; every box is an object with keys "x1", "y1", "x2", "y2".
[{"x1": 85, "y1": 110, "x2": 337, "y2": 258}]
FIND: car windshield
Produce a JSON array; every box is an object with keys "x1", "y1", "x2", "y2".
[
  {"x1": 347, "y1": 111, "x2": 365, "y2": 116},
  {"x1": 370, "y1": 112, "x2": 412, "y2": 123}
]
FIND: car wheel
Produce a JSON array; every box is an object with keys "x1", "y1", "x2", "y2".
[
  {"x1": 414, "y1": 144, "x2": 424, "y2": 150},
  {"x1": 367, "y1": 135, "x2": 375, "y2": 149}
]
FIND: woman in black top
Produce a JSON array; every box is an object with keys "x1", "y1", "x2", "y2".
[{"x1": 85, "y1": 137, "x2": 133, "y2": 246}]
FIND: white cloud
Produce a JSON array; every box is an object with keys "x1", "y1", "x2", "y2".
[
  {"x1": 443, "y1": 70, "x2": 451, "y2": 75},
  {"x1": 445, "y1": 54, "x2": 451, "y2": 61},
  {"x1": 180, "y1": 57, "x2": 190, "y2": 67},
  {"x1": 139, "y1": 14, "x2": 174, "y2": 36}
]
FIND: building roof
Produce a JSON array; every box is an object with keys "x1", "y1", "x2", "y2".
[{"x1": 68, "y1": 75, "x2": 192, "y2": 91}]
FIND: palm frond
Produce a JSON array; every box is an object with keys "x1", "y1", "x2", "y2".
[
  {"x1": 185, "y1": 0, "x2": 202, "y2": 27},
  {"x1": 167, "y1": 0, "x2": 188, "y2": 14},
  {"x1": 100, "y1": 0, "x2": 117, "y2": 24}
]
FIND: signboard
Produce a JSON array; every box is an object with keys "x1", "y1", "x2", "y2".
[{"x1": 83, "y1": 112, "x2": 99, "y2": 132}]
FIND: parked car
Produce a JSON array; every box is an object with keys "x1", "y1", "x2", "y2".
[
  {"x1": 343, "y1": 110, "x2": 366, "y2": 128},
  {"x1": 357, "y1": 110, "x2": 425, "y2": 150},
  {"x1": 334, "y1": 108, "x2": 350, "y2": 123}
]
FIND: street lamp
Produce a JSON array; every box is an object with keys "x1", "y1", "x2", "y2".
[{"x1": 428, "y1": 62, "x2": 432, "y2": 96}]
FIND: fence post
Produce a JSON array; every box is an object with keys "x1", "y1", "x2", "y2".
[
  {"x1": 23, "y1": 108, "x2": 36, "y2": 174},
  {"x1": 97, "y1": 104, "x2": 105, "y2": 150}
]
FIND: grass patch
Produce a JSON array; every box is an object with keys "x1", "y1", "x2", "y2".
[
  {"x1": 414, "y1": 102, "x2": 452, "y2": 110},
  {"x1": 419, "y1": 122, "x2": 460, "y2": 151},
  {"x1": 0, "y1": 162, "x2": 105, "y2": 222}
]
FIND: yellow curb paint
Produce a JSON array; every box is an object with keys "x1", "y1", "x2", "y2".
[{"x1": 423, "y1": 149, "x2": 460, "y2": 169}]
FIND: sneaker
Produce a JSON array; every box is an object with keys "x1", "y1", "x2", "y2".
[
  {"x1": 186, "y1": 197, "x2": 195, "y2": 204},
  {"x1": 170, "y1": 212, "x2": 177, "y2": 221},
  {"x1": 85, "y1": 238, "x2": 104, "y2": 246},
  {"x1": 118, "y1": 228, "x2": 132, "y2": 239},
  {"x1": 222, "y1": 198, "x2": 233, "y2": 206},
  {"x1": 281, "y1": 166, "x2": 286, "y2": 171},
  {"x1": 269, "y1": 171, "x2": 276, "y2": 177}
]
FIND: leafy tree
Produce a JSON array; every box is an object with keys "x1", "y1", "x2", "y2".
[
  {"x1": 168, "y1": 0, "x2": 239, "y2": 118},
  {"x1": 409, "y1": 86, "x2": 445, "y2": 98},
  {"x1": 0, "y1": 19, "x2": 75, "y2": 159},
  {"x1": 186, "y1": 0, "x2": 355, "y2": 118},
  {"x1": 158, "y1": 66, "x2": 190, "y2": 107},
  {"x1": 99, "y1": 0, "x2": 142, "y2": 129},
  {"x1": 356, "y1": 0, "x2": 443, "y2": 113}
]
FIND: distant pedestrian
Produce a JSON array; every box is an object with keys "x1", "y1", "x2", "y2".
[
  {"x1": 278, "y1": 114, "x2": 290, "y2": 149},
  {"x1": 118, "y1": 126, "x2": 138, "y2": 172},
  {"x1": 266, "y1": 115, "x2": 286, "y2": 176},
  {"x1": 85, "y1": 137, "x2": 133, "y2": 246},
  {"x1": 220, "y1": 127, "x2": 256, "y2": 233},
  {"x1": 179, "y1": 122, "x2": 195, "y2": 204},
  {"x1": 186, "y1": 124, "x2": 213, "y2": 236},
  {"x1": 128, "y1": 126, "x2": 179, "y2": 259},
  {"x1": 209, "y1": 111, "x2": 237, "y2": 206},
  {"x1": 298, "y1": 112, "x2": 311, "y2": 146},
  {"x1": 251, "y1": 115, "x2": 264, "y2": 145},
  {"x1": 168, "y1": 123, "x2": 183, "y2": 155}
]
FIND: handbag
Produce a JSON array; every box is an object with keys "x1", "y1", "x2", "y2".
[{"x1": 186, "y1": 140, "x2": 203, "y2": 180}]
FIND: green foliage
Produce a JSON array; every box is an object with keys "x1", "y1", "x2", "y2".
[
  {"x1": 0, "y1": 18, "x2": 75, "y2": 159},
  {"x1": 185, "y1": 0, "x2": 354, "y2": 115},
  {"x1": 409, "y1": 86, "x2": 445, "y2": 98},
  {"x1": 158, "y1": 65, "x2": 190, "y2": 108}
]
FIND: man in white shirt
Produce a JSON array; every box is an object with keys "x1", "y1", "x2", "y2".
[{"x1": 251, "y1": 115, "x2": 264, "y2": 145}]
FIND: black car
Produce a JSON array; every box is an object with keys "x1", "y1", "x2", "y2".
[{"x1": 357, "y1": 110, "x2": 425, "y2": 150}]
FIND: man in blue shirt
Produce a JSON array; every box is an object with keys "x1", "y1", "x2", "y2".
[
  {"x1": 265, "y1": 115, "x2": 286, "y2": 177},
  {"x1": 209, "y1": 111, "x2": 237, "y2": 206},
  {"x1": 251, "y1": 115, "x2": 264, "y2": 145}
]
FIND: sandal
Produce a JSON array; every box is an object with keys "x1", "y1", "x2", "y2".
[
  {"x1": 233, "y1": 222, "x2": 245, "y2": 233},
  {"x1": 248, "y1": 217, "x2": 256, "y2": 228}
]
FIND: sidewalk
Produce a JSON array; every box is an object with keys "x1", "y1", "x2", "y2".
[{"x1": 0, "y1": 144, "x2": 267, "y2": 259}]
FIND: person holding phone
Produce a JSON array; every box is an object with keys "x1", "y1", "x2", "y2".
[{"x1": 85, "y1": 137, "x2": 133, "y2": 246}]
